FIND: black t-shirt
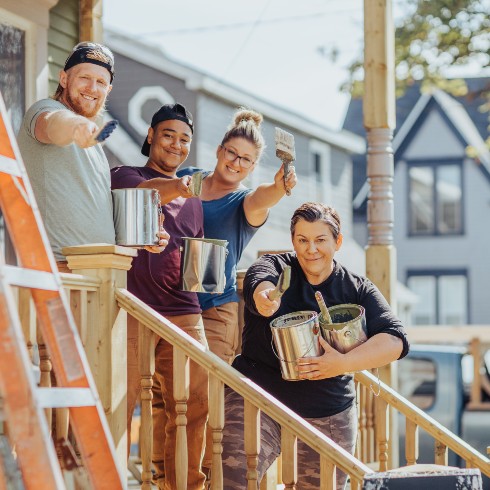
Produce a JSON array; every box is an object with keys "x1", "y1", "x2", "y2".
[{"x1": 233, "y1": 253, "x2": 409, "y2": 418}]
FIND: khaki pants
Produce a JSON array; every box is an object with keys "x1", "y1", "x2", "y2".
[
  {"x1": 126, "y1": 313, "x2": 208, "y2": 489},
  {"x1": 200, "y1": 302, "x2": 239, "y2": 468}
]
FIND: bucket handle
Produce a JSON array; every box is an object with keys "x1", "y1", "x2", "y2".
[{"x1": 270, "y1": 331, "x2": 318, "y2": 364}]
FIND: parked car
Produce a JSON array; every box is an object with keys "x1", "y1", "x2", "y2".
[{"x1": 397, "y1": 344, "x2": 490, "y2": 488}]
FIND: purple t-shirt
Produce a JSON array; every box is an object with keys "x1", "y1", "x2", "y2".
[{"x1": 111, "y1": 165, "x2": 204, "y2": 316}]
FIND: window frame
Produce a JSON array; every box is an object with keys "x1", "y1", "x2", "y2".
[
  {"x1": 406, "y1": 269, "x2": 470, "y2": 325},
  {"x1": 407, "y1": 158, "x2": 465, "y2": 238}
]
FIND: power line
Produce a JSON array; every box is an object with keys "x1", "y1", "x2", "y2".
[
  {"x1": 219, "y1": 0, "x2": 273, "y2": 80},
  {"x1": 135, "y1": 7, "x2": 361, "y2": 39}
]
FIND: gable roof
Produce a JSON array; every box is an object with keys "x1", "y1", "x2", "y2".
[
  {"x1": 105, "y1": 29, "x2": 365, "y2": 155},
  {"x1": 344, "y1": 78, "x2": 490, "y2": 209}
]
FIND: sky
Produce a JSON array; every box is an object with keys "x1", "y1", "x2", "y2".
[{"x1": 103, "y1": 0, "x2": 369, "y2": 130}]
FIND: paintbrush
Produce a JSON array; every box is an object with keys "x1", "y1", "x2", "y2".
[
  {"x1": 275, "y1": 127, "x2": 295, "y2": 196},
  {"x1": 269, "y1": 266, "x2": 291, "y2": 301},
  {"x1": 189, "y1": 171, "x2": 204, "y2": 197},
  {"x1": 315, "y1": 291, "x2": 332, "y2": 324},
  {"x1": 95, "y1": 119, "x2": 118, "y2": 143}
]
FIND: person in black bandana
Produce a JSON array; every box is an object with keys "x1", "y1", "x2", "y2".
[{"x1": 17, "y1": 42, "x2": 168, "y2": 268}]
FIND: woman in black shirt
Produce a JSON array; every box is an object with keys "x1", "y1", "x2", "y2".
[{"x1": 221, "y1": 202, "x2": 409, "y2": 490}]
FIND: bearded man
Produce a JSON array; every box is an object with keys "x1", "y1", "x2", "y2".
[{"x1": 17, "y1": 42, "x2": 125, "y2": 269}]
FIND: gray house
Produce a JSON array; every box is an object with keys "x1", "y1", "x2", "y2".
[
  {"x1": 344, "y1": 79, "x2": 490, "y2": 325},
  {"x1": 103, "y1": 30, "x2": 368, "y2": 270}
]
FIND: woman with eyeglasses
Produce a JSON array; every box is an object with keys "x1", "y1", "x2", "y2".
[
  {"x1": 179, "y1": 107, "x2": 296, "y2": 364},
  {"x1": 178, "y1": 106, "x2": 296, "y2": 472}
]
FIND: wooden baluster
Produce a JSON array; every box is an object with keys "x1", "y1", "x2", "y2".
[
  {"x1": 173, "y1": 346, "x2": 189, "y2": 490},
  {"x1": 139, "y1": 322, "x2": 155, "y2": 490},
  {"x1": 350, "y1": 477, "x2": 362, "y2": 490},
  {"x1": 405, "y1": 419, "x2": 418, "y2": 466},
  {"x1": 359, "y1": 383, "x2": 367, "y2": 462},
  {"x1": 320, "y1": 456, "x2": 335, "y2": 490},
  {"x1": 244, "y1": 400, "x2": 260, "y2": 490},
  {"x1": 36, "y1": 324, "x2": 52, "y2": 429},
  {"x1": 375, "y1": 396, "x2": 389, "y2": 471},
  {"x1": 54, "y1": 289, "x2": 70, "y2": 443},
  {"x1": 434, "y1": 441, "x2": 448, "y2": 466},
  {"x1": 18, "y1": 288, "x2": 36, "y2": 362},
  {"x1": 209, "y1": 374, "x2": 224, "y2": 490},
  {"x1": 366, "y1": 386, "x2": 375, "y2": 462},
  {"x1": 281, "y1": 428, "x2": 297, "y2": 490}
]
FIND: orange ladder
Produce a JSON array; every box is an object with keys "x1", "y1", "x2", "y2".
[{"x1": 0, "y1": 91, "x2": 125, "y2": 489}]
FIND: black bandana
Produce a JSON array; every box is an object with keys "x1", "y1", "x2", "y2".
[{"x1": 64, "y1": 42, "x2": 115, "y2": 82}]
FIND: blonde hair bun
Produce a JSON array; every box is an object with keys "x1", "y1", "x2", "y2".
[{"x1": 233, "y1": 108, "x2": 263, "y2": 128}]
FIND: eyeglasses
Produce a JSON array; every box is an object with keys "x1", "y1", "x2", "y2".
[{"x1": 220, "y1": 145, "x2": 255, "y2": 169}]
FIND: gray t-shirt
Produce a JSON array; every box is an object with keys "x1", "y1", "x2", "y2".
[{"x1": 17, "y1": 99, "x2": 115, "y2": 261}]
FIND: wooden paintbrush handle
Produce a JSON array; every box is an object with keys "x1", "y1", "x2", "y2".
[{"x1": 283, "y1": 160, "x2": 291, "y2": 196}]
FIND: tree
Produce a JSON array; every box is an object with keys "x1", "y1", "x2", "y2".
[{"x1": 346, "y1": 0, "x2": 490, "y2": 104}]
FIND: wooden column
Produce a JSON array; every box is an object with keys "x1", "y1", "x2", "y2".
[
  {"x1": 80, "y1": 0, "x2": 103, "y2": 42},
  {"x1": 62, "y1": 243, "x2": 137, "y2": 475},
  {"x1": 363, "y1": 0, "x2": 398, "y2": 467}
]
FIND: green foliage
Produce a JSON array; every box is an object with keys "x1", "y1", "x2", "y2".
[{"x1": 345, "y1": 0, "x2": 490, "y2": 101}]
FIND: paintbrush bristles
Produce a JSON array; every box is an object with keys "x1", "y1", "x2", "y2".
[{"x1": 275, "y1": 127, "x2": 296, "y2": 161}]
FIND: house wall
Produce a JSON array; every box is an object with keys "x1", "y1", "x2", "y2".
[
  {"x1": 106, "y1": 52, "x2": 198, "y2": 165},
  {"x1": 394, "y1": 106, "x2": 490, "y2": 323},
  {"x1": 48, "y1": 0, "x2": 79, "y2": 95}
]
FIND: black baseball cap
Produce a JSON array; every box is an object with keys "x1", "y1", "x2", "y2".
[
  {"x1": 141, "y1": 103, "x2": 194, "y2": 156},
  {"x1": 64, "y1": 42, "x2": 115, "y2": 82}
]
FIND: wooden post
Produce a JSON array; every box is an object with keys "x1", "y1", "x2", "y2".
[
  {"x1": 62, "y1": 244, "x2": 137, "y2": 476},
  {"x1": 363, "y1": 0, "x2": 398, "y2": 468},
  {"x1": 79, "y1": 0, "x2": 103, "y2": 42}
]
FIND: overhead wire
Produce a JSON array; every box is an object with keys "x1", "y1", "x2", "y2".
[{"x1": 136, "y1": 6, "x2": 361, "y2": 38}]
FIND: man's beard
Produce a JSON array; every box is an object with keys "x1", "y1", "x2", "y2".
[{"x1": 63, "y1": 88, "x2": 105, "y2": 118}]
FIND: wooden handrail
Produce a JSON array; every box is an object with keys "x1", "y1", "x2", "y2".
[
  {"x1": 355, "y1": 370, "x2": 490, "y2": 477},
  {"x1": 115, "y1": 287, "x2": 373, "y2": 482}
]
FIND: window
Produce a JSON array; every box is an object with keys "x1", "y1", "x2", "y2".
[
  {"x1": 0, "y1": 23, "x2": 25, "y2": 134},
  {"x1": 312, "y1": 151, "x2": 322, "y2": 177},
  {"x1": 0, "y1": 22, "x2": 25, "y2": 264},
  {"x1": 407, "y1": 271, "x2": 468, "y2": 325},
  {"x1": 408, "y1": 161, "x2": 463, "y2": 236}
]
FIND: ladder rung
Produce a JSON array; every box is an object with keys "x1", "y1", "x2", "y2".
[
  {"x1": 3, "y1": 265, "x2": 58, "y2": 290},
  {"x1": 36, "y1": 388, "x2": 96, "y2": 408},
  {"x1": 0, "y1": 154, "x2": 21, "y2": 177}
]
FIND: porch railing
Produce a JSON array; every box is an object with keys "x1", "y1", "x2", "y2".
[{"x1": 12, "y1": 247, "x2": 490, "y2": 488}]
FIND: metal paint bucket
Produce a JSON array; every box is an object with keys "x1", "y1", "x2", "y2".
[
  {"x1": 320, "y1": 304, "x2": 367, "y2": 354},
  {"x1": 270, "y1": 311, "x2": 322, "y2": 381},
  {"x1": 112, "y1": 188, "x2": 161, "y2": 246},
  {"x1": 180, "y1": 237, "x2": 228, "y2": 293}
]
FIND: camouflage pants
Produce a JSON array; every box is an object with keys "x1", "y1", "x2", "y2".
[{"x1": 221, "y1": 387, "x2": 357, "y2": 490}]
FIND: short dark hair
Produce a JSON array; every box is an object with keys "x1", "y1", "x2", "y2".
[
  {"x1": 290, "y1": 202, "x2": 341, "y2": 239},
  {"x1": 140, "y1": 103, "x2": 194, "y2": 156}
]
